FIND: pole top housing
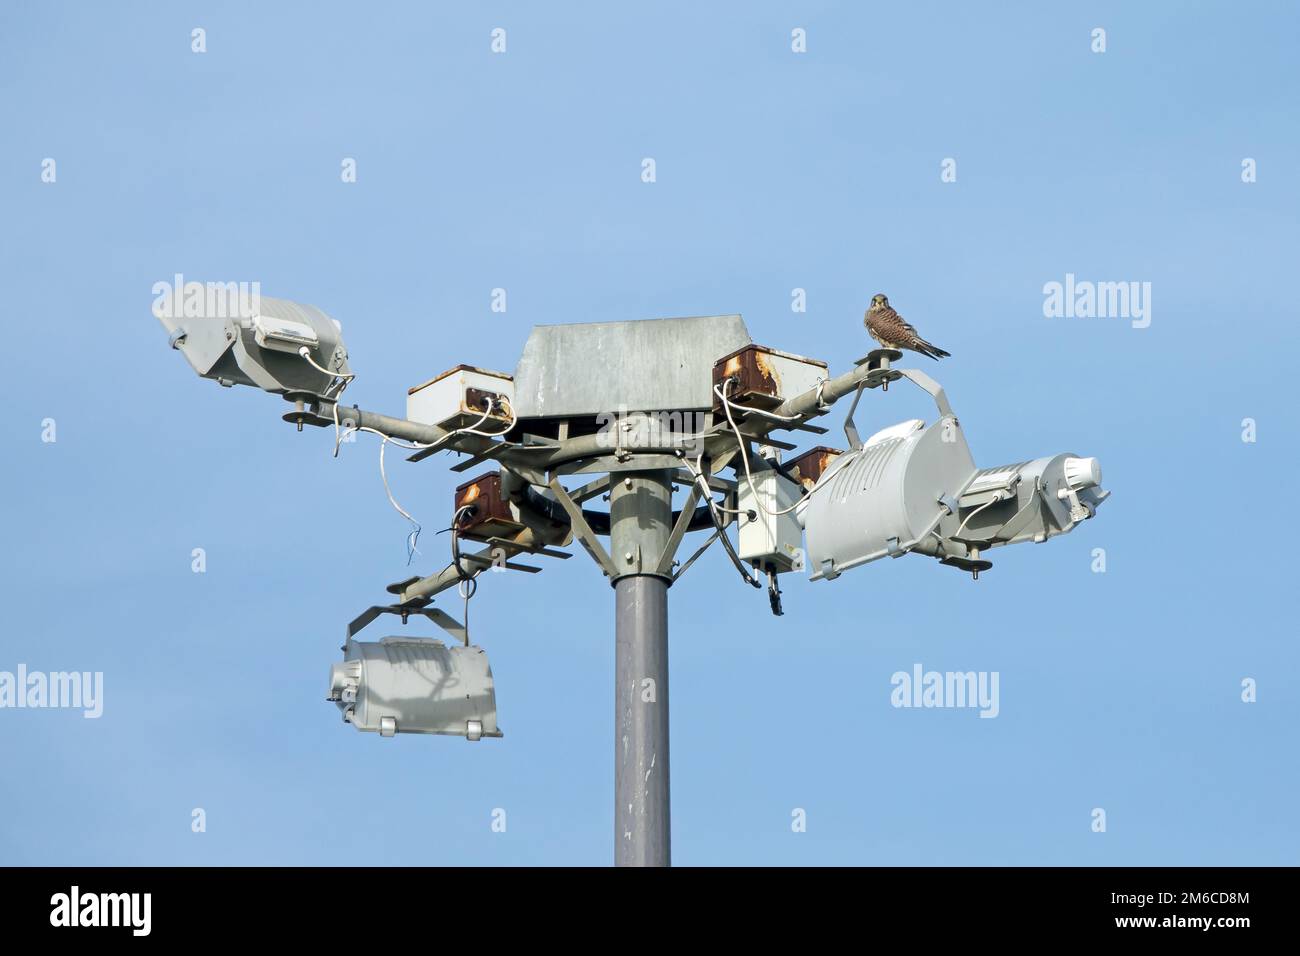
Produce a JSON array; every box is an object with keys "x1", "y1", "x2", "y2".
[{"x1": 512, "y1": 314, "x2": 751, "y2": 419}]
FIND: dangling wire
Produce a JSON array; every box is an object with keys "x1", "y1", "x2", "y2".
[
  {"x1": 378, "y1": 437, "x2": 424, "y2": 563},
  {"x1": 300, "y1": 347, "x2": 517, "y2": 564}
]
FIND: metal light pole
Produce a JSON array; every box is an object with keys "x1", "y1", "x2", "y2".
[
  {"x1": 157, "y1": 303, "x2": 1109, "y2": 868},
  {"x1": 610, "y1": 470, "x2": 673, "y2": 866}
]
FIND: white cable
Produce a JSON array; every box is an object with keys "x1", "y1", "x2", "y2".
[
  {"x1": 455, "y1": 398, "x2": 517, "y2": 440},
  {"x1": 299, "y1": 348, "x2": 513, "y2": 455},
  {"x1": 331, "y1": 402, "x2": 441, "y2": 457},
  {"x1": 354, "y1": 415, "x2": 499, "y2": 563},
  {"x1": 404, "y1": 400, "x2": 497, "y2": 447},
  {"x1": 350, "y1": 424, "x2": 441, "y2": 450},
  {"x1": 378, "y1": 436, "x2": 419, "y2": 527},
  {"x1": 719, "y1": 379, "x2": 805, "y2": 517},
  {"x1": 329, "y1": 391, "x2": 348, "y2": 457},
  {"x1": 298, "y1": 347, "x2": 355, "y2": 390},
  {"x1": 681, "y1": 450, "x2": 749, "y2": 518},
  {"x1": 302, "y1": 351, "x2": 500, "y2": 557},
  {"x1": 353, "y1": 400, "x2": 515, "y2": 562},
  {"x1": 336, "y1": 397, "x2": 513, "y2": 457},
  {"x1": 341, "y1": 416, "x2": 488, "y2": 562},
  {"x1": 712, "y1": 382, "x2": 802, "y2": 422},
  {"x1": 378, "y1": 436, "x2": 423, "y2": 562},
  {"x1": 954, "y1": 493, "x2": 1007, "y2": 540},
  {"x1": 674, "y1": 449, "x2": 760, "y2": 587},
  {"x1": 298, "y1": 347, "x2": 366, "y2": 457},
  {"x1": 299, "y1": 342, "x2": 516, "y2": 558},
  {"x1": 296, "y1": 348, "x2": 355, "y2": 456}
]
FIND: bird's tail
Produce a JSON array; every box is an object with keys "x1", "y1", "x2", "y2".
[{"x1": 915, "y1": 338, "x2": 951, "y2": 360}]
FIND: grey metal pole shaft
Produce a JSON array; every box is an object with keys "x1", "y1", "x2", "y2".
[{"x1": 610, "y1": 470, "x2": 673, "y2": 867}]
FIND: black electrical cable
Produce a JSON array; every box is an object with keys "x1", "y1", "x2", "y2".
[
  {"x1": 450, "y1": 504, "x2": 479, "y2": 581},
  {"x1": 686, "y1": 461, "x2": 761, "y2": 589}
]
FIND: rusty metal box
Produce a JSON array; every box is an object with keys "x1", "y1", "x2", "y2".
[
  {"x1": 786, "y1": 446, "x2": 845, "y2": 493},
  {"x1": 712, "y1": 344, "x2": 828, "y2": 412},
  {"x1": 454, "y1": 471, "x2": 525, "y2": 542}
]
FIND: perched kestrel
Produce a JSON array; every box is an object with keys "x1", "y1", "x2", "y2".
[{"x1": 864, "y1": 294, "x2": 951, "y2": 360}]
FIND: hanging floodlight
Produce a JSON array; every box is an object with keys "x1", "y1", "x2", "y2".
[{"x1": 328, "y1": 606, "x2": 501, "y2": 740}]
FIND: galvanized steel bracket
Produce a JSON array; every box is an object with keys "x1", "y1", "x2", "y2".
[
  {"x1": 547, "y1": 475, "x2": 620, "y2": 579},
  {"x1": 345, "y1": 604, "x2": 467, "y2": 650}
]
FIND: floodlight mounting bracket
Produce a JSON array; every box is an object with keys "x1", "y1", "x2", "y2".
[
  {"x1": 895, "y1": 367, "x2": 955, "y2": 419},
  {"x1": 842, "y1": 349, "x2": 903, "y2": 448},
  {"x1": 344, "y1": 604, "x2": 467, "y2": 649}
]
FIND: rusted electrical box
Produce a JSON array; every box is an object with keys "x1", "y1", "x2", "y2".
[
  {"x1": 454, "y1": 471, "x2": 525, "y2": 542},
  {"x1": 786, "y1": 446, "x2": 845, "y2": 493},
  {"x1": 712, "y1": 344, "x2": 828, "y2": 412}
]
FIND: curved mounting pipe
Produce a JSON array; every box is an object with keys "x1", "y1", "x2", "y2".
[{"x1": 314, "y1": 399, "x2": 711, "y2": 472}]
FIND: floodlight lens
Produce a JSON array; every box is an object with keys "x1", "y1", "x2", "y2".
[{"x1": 1064, "y1": 456, "x2": 1102, "y2": 490}]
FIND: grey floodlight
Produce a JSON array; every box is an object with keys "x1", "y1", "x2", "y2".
[
  {"x1": 154, "y1": 293, "x2": 351, "y2": 399},
  {"x1": 328, "y1": 606, "x2": 501, "y2": 740},
  {"x1": 329, "y1": 637, "x2": 501, "y2": 740},
  {"x1": 799, "y1": 368, "x2": 1108, "y2": 580}
]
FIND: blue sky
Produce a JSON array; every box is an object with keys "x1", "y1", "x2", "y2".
[{"x1": 1, "y1": 1, "x2": 1296, "y2": 865}]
